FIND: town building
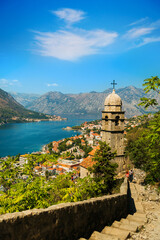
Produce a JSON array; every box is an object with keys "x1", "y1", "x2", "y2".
[{"x1": 80, "y1": 145, "x2": 99, "y2": 178}]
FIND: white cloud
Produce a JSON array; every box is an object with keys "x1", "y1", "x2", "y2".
[
  {"x1": 52, "y1": 8, "x2": 85, "y2": 25},
  {"x1": 32, "y1": 10, "x2": 160, "y2": 60},
  {"x1": 33, "y1": 29, "x2": 118, "y2": 61},
  {"x1": 135, "y1": 37, "x2": 160, "y2": 47},
  {"x1": 150, "y1": 20, "x2": 160, "y2": 29},
  {"x1": 0, "y1": 78, "x2": 20, "y2": 87},
  {"x1": 47, "y1": 83, "x2": 58, "y2": 87},
  {"x1": 124, "y1": 27, "x2": 155, "y2": 39},
  {"x1": 123, "y1": 19, "x2": 160, "y2": 49},
  {"x1": 0, "y1": 78, "x2": 8, "y2": 86},
  {"x1": 128, "y1": 17, "x2": 149, "y2": 26}
]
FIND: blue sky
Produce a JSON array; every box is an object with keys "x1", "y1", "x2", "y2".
[{"x1": 0, "y1": 0, "x2": 160, "y2": 94}]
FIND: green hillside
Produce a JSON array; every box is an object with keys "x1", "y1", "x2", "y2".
[{"x1": 0, "y1": 88, "x2": 48, "y2": 123}]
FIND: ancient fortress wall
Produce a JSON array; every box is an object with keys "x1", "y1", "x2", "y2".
[{"x1": 0, "y1": 193, "x2": 127, "y2": 240}]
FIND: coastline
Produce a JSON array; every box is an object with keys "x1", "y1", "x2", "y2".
[
  {"x1": 0, "y1": 117, "x2": 67, "y2": 127},
  {"x1": 0, "y1": 118, "x2": 92, "y2": 157},
  {"x1": 62, "y1": 126, "x2": 75, "y2": 131}
]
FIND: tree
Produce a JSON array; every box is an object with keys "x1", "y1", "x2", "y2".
[
  {"x1": 0, "y1": 157, "x2": 20, "y2": 191},
  {"x1": 48, "y1": 142, "x2": 53, "y2": 153},
  {"x1": 23, "y1": 156, "x2": 35, "y2": 177},
  {"x1": 89, "y1": 141, "x2": 118, "y2": 193},
  {"x1": 125, "y1": 127, "x2": 149, "y2": 169},
  {"x1": 126, "y1": 112, "x2": 160, "y2": 183},
  {"x1": 62, "y1": 176, "x2": 102, "y2": 202},
  {"x1": 139, "y1": 76, "x2": 160, "y2": 109}
]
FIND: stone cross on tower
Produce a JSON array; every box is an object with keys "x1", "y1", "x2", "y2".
[{"x1": 111, "y1": 80, "x2": 117, "y2": 90}]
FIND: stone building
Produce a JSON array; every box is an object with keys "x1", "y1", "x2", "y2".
[
  {"x1": 102, "y1": 89, "x2": 125, "y2": 171},
  {"x1": 80, "y1": 146, "x2": 99, "y2": 178}
]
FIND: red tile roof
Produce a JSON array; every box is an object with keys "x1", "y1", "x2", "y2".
[
  {"x1": 73, "y1": 166, "x2": 79, "y2": 170},
  {"x1": 80, "y1": 156, "x2": 96, "y2": 169},
  {"x1": 56, "y1": 168, "x2": 64, "y2": 172},
  {"x1": 48, "y1": 168, "x2": 55, "y2": 171},
  {"x1": 92, "y1": 133, "x2": 99, "y2": 136},
  {"x1": 35, "y1": 166, "x2": 42, "y2": 169},
  {"x1": 88, "y1": 145, "x2": 100, "y2": 156}
]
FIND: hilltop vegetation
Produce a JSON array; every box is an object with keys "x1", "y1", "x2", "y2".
[
  {"x1": 126, "y1": 112, "x2": 160, "y2": 183},
  {"x1": 126, "y1": 76, "x2": 160, "y2": 184}
]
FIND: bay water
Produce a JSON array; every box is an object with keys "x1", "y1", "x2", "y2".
[{"x1": 0, "y1": 117, "x2": 95, "y2": 157}]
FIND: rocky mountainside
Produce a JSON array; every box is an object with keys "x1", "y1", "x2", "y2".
[
  {"x1": 10, "y1": 92, "x2": 40, "y2": 106},
  {"x1": 0, "y1": 88, "x2": 48, "y2": 123},
  {"x1": 23, "y1": 86, "x2": 160, "y2": 118}
]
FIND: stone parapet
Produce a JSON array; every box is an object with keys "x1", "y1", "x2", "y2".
[{"x1": 0, "y1": 193, "x2": 127, "y2": 240}]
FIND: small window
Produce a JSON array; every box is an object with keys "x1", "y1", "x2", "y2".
[
  {"x1": 115, "y1": 116, "x2": 120, "y2": 126},
  {"x1": 105, "y1": 116, "x2": 108, "y2": 121}
]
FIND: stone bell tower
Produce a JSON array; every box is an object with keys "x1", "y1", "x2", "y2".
[{"x1": 102, "y1": 81, "x2": 125, "y2": 171}]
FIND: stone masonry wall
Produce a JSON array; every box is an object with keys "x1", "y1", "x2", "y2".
[{"x1": 0, "y1": 193, "x2": 127, "y2": 240}]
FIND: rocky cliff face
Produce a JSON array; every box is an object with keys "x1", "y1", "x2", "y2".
[
  {"x1": 20, "y1": 86, "x2": 160, "y2": 118},
  {"x1": 10, "y1": 92, "x2": 40, "y2": 106}
]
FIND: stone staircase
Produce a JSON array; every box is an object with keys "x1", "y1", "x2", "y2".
[{"x1": 79, "y1": 181, "x2": 147, "y2": 240}]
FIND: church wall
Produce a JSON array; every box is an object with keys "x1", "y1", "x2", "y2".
[
  {"x1": 102, "y1": 113, "x2": 124, "y2": 132},
  {"x1": 104, "y1": 105, "x2": 121, "y2": 111},
  {"x1": 0, "y1": 193, "x2": 127, "y2": 240},
  {"x1": 112, "y1": 133, "x2": 124, "y2": 155},
  {"x1": 102, "y1": 131, "x2": 124, "y2": 155},
  {"x1": 114, "y1": 156, "x2": 126, "y2": 172}
]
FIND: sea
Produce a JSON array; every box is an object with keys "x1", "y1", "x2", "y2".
[{"x1": 0, "y1": 117, "x2": 96, "y2": 157}]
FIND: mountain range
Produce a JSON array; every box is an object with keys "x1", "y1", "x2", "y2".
[
  {"x1": 11, "y1": 92, "x2": 40, "y2": 106},
  {"x1": 10, "y1": 86, "x2": 159, "y2": 118}
]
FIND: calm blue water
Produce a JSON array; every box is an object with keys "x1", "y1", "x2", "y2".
[{"x1": 0, "y1": 118, "x2": 94, "y2": 157}]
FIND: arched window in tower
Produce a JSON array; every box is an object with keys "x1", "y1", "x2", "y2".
[
  {"x1": 105, "y1": 115, "x2": 108, "y2": 122},
  {"x1": 115, "y1": 116, "x2": 120, "y2": 126},
  {"x1": 105, "y1": 115, "x2": 108, "y2": 126}
]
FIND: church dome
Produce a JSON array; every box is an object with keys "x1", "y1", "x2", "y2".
[{"x1": 104, "y1": 89, "x2": 122, "y2": 106}]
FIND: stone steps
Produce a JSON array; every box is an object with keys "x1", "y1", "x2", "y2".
[
  {"x1": 112, "y1": 220, "x2": 138, "y2": 232},
  {"x1": 134, "y1": 201, "x2": 144, "y2": 213},
  {"x1": 127, "y1": 214, "x2": 147, "y2": 223},
  {"x1": 89, "y1": 231, "x2": 120, "y2": 240},
  {"x1": 120, "y1": 218, "x2": 144, "y2": 229},
  {"x1": 79, "y1": 181, "x2": 147, "y2": 240}
]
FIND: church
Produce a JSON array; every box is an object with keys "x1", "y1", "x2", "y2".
[
  {"x1": 102, "y1": 83, "x2": 125, "y2": 172},
  {"x1": 80, "y1": 81, "x2": 125, "y2": 177}
]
